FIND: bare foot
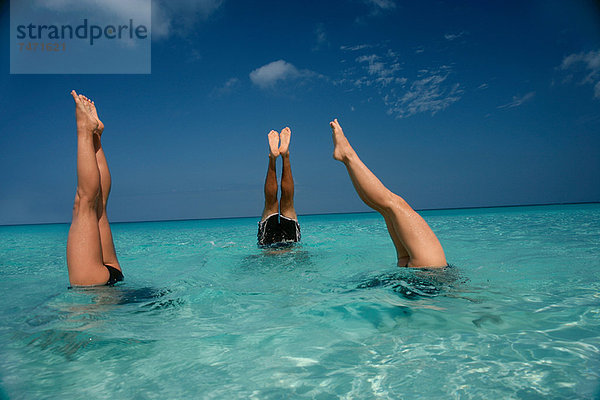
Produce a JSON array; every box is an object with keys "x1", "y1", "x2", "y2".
[
  {"x1": 71, "y1": 90, "x2": 99, "y2": 135},
  {"x1": 268, "y1": 130, "x2": 280, "y2": 158},
  {"x1": 80, "y1": 94, "x2": 104, "y2": 136},
  {"x1": 279, "y1": 127, "x2": 291, "y2": 156},
  {"x1": 330, "y1": 119, "x2": 354, "y2": 162}
]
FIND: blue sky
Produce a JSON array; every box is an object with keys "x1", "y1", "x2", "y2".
[{"x1": 0, "y1": 0, "x2": 599, "y2": 225}]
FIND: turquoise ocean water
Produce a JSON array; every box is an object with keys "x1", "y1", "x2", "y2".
[{"x1": 0, "y1": 204, "x2": 599, "y2": 399}]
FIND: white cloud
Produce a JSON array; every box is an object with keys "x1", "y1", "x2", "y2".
[
  {"x1": 444, "y1": 31, "x2": 465, "y2": 41},
  {"x1": 340, "y1": 44, "x2": 372, "y2": 51},
  {"x1": 497, "y1": 92, "x2": 535, "y2": 109},
  {"x1": 250, "y1": 60, "x2": 318, "y2": 89},
  {"x1": 560, "y1": 49, "x2": 600, "y2": 99},
  {"x1": 340, "y1": 46, "x2": 462, "y2": 118},
  {"x1": 477, "y1": 83, "x2": 489, "y2": 90},
  {"x1": 561, "y1": 50, "x2": 600, "y2": 71},
  {"x1": 356, "y1": 0, "x2": 396, "y2": 21},
  {"x1": 385, "y1": 70, "x2": 462, "y2": 118},
  {"x1": 356, "y1": 54, "x2": 402, "y2": 86},
  {"x1": 35, "y1": 0, "x2": 223, "y2": 39},
  {"x1": 250, "y1": 60, "x2": 299, "y2": 89},
  {"x1": 153, "y1": 0, "x2": 223, "y2": 38}
]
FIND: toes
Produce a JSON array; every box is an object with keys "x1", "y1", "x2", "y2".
[{"x1": 71, "y1": 90, "x2": 80, "y2": 102}]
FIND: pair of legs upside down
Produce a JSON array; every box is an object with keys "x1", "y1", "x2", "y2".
[
  {"x1": 257, "y1": 127, "x2": 301, "y2": 247},
  {"x1": 66, "y1": 91, "x2": 122, "y2": 286},
  {"x1": 66, "y1": 93, "x2": 446, "y2": 286}
]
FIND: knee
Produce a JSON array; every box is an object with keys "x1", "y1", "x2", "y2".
[
  {"x1": 382, "y1": 193, "x2": 405, "y2": 213},
  {"x1": 377, "y1": 192, "x2": 411, "y2": 216},
  {"x1": 73, "y1": 190, "x2": 99, "y2": 214},
  {"x1": 280, "y1": 180, "x2": 293, "y2": 191}
]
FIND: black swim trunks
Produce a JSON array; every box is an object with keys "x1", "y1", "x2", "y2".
[
  {"x1": 105, "y1": 264, "x2": 124, "y2": 286},
  {"x1": 257, "y1": 213, "x2": 301, "y2": 246}
]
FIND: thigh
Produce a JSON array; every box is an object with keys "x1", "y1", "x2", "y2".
[
  {"x1": 382, "y1": 213, "x2": 409, "y2": 264},
  {"x1": 98, "y1": 213, "x2": 120, "y2": 270},
  {"x1": 385, "y1": 196, "x2": 446, "y2": 267},
  {"x1": 262, "y1": 204, "x2": 279, "y2": 221},
  {"x1": 279, "y1": 206, "x2": 297, "y2": 221},
  {"x1": 67, "y1": 207, "x2": 110, "y2": 286}
]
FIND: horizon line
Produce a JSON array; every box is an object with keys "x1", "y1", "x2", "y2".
[{"x1": 0, "y1": 201, "x2": 598, "y2": 228}]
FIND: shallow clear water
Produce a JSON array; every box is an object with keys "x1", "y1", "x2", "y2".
[{"x1": 1, "y1": 204, "x2": 599, "y2": 399}]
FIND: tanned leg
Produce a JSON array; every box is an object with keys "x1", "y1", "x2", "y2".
[
  {"x1": 80, "y1": 96, "x2": 121, "y2": 271},
  {"x1": 261, "y1": 130, "x2": 280, "y2": 221},
  {"x1": 278, "y1": 127, "x2": 297, "y2": 220},
  {"x1": 66, "y1": 91, "x2": 110, "y2": 286},
  {"x1": 330, "y1": 119, "x2": 446, "y2": 268},
  {"x1": 383, "y1": 214, "x2": 410, "y2": 266}
]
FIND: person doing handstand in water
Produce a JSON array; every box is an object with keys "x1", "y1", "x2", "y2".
[
  {"x1": 329, "y1": 119, "x2": 447, "y2": 268},
  {"x1": 257, "y1": 127, "x2": 301, "y2": 246},
  {"x1": 66, "y1": 91, "x2": 123, "y2": 286}
]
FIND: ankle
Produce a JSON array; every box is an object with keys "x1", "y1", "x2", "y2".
[
  {"x1": 77, "y1": 127, "x2": 95, "y2": 138},
  {"x1": 341, "y1": 151, "x2": 357, "y2": 164}
]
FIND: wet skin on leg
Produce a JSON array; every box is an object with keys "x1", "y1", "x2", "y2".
[{"x1": 330, "y1": 118, "x2": 446, "y2": 268}]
